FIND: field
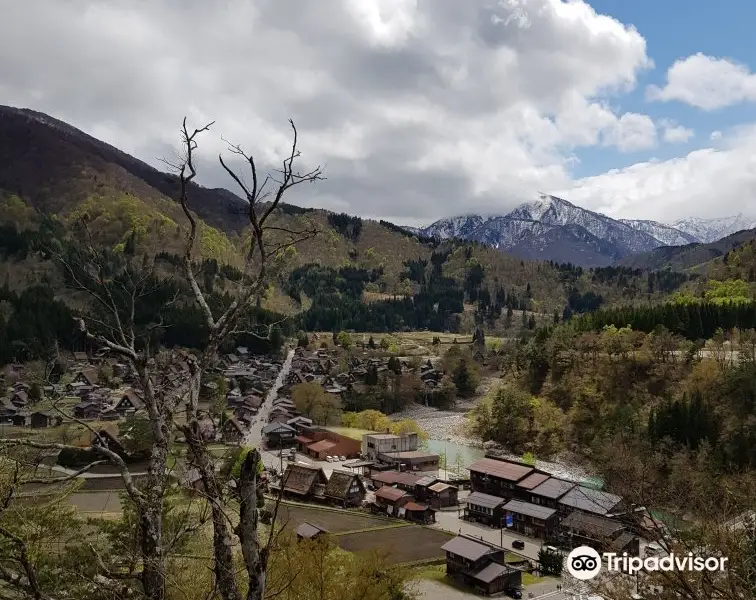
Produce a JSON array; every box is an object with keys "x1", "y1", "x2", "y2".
[
  {"x1": 317, "y1": 330, "x2": 507, "y2": 357},
  {"x1": 336, "y1": 526, "x2": 453, "y2": 564},
  {"x1": 276, "y1": 503, "x2": 452, "y2": 564},
  {"x1": 324, "y1": 426, "x2": 374, "y2": 440},
  {"x1": 277, "y1": 503, "x2": 397, "y2": 533},
  {"x1": 69, "y1": 492, "x2": 123, "y2": 516}
]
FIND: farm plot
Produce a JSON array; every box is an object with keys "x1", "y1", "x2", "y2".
[
  {"x1": 277, "y1": 503, "x2": 399, "y2": 533},
  {"x1": 69, "y1": 492, "x2": 123, "y2": 515},
  {"x1": 336, "y1": 526, "x2": 454, "y2": 564}
]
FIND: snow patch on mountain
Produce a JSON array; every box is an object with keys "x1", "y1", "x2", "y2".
[
  {"x1": 620, "y1": 219, "x2": 698, "y2": 246},
  {"x1": 672, "y1": 215, "x2": 756, "y2": 243}
]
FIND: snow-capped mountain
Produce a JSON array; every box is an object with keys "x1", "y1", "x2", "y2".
[
  {"x1": 619, "y1": 219, "x2": 699, "y2": 246},
  {"x1": 672, "y1": 215, "x2": 756, "y2": 243},
  {"x1": 420, "y1": 214, "x2": 492, "y2": 240},
  {"x1": 417, "y1": 195, "x2": 677, "y2": 266}
]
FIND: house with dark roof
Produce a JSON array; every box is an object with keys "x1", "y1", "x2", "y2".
[
  {"x1": 222, "y1": 417, "x2": 245, "y2": 444},
  {"x1": 557, "y1": 486, "x2": 623, "y2": 517},
  {"x1": 558, "y1": 511, "x2": 638, "y2": 555},
  {"x1": 403, "y1": 501, "x2": 436, "y2": 524},
  {"x1": 370, "y1": 470, "x2": 421, "y2": 492},
  {"x1": 441, "y1": 535, "x2": 522, "y2": 596},
  {"x1": 528, "y1": 477, "x2": 577, "y2": 509},
  {"x1": 281, "y1": 463, "x2": 328, "y2": 499},
  {"x1": 73, "y1": 368, "x2": 99, "y2": 386},
  {"x1": 262, "y1": 422, "x2": 296, "y2": 448},
  {"x1": 324, "y1": 470, "x2": 365, "y2": 507},
  {"x1": 373, "y1": 486, "x2": 411, "y2": 516},
  {"x1": 502, "y1": 499, "x2": 559, "y2": 540},
  {"x1": 113, "y1": 390, "x2": 144, "y2": 415},
  {"x1": 464, "y1": 491, "x2": 507, "y2": 527},
  {"x1": 468, "y1": 457, "x2": 538, "y2": 500},
  {"x1": 29, "y1": 411, "x2": 62, "y2": 429}
]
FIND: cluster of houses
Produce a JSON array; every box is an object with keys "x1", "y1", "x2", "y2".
[
  {"x1": 0, "y1": 349, "x2": 285, "y2": 447},
  {"x1": 0, "y1": 352, "x2": 154, "y2": 427},
  {"x1": 464, "y1": 457, "x2": 640, "y2": 555},
  {"x1": 277, "y1": 458, "x2": 455, "y2": 526},
  {"x1": 204, "y1": 350, "x2": 284, "y2": 445},
  {"x1": 279, "y1": 347, "x2": 445, "y2": 400}
]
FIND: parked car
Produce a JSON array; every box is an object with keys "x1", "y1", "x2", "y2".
[
  {"x1": 326, "y1": 456, "x2": 334, "y2": 463},
  {"x1": 506, "y1": 587, "x2": 522, "y2": 599},
  {"x1": 339, "y1": 455, "x2": 346, "y2": 461},
  {"x1": 512, "y1": 540, "x2": 525, "y2": 550}
]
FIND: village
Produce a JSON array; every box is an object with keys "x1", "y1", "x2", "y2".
[{"x1": 0, "y1": 341, "x2": 661, "y2": 599}]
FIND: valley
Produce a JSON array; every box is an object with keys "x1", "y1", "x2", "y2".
[{"x1": 1, "y1": 107, "x2": 755, "y2": 600}]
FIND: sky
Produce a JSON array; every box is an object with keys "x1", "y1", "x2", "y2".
[{"x1": 2, "y1": 0, "x2": 756, "y2": 227}]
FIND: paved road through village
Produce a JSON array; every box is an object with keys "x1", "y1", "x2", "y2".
[{"x1": 242, "y1": 347, "x2": 294, "y2": 467}]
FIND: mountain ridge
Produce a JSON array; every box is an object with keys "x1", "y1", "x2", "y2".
[{"x1": 417, "y1": 195, "x2": 756, "y2": 266}]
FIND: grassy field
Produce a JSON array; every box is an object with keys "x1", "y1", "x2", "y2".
[
  {"x1": 316, "y1": 330, "x2": 507, "y2": 357},
  {"x1": 69, "y1": 492, "x2": 123, "y2": 516},
  {"x1": 324, "y1": 426, "x2": 374, "y2": 440},
  {"x1": 277, "y1": 503, "x2": 397, "y2": 533},
  {"x1": 336, "y1": 526, "x2": 454, "y2": 564}
]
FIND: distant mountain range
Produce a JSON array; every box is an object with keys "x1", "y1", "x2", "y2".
[{"x1": 414, "y1": 195, "x2": 756, "y2": 267}]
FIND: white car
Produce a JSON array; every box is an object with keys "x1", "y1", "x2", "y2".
[{"x1": 326, "y1": 456, "x2": 334, "y2": 463}]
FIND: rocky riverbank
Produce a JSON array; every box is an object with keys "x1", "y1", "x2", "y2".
[
  {"x1": 392, "y1": 402, "x2": 592, "y2": 483},
  {"x1": 391, "y1": 403, "x2": 481, "y2": 447}
]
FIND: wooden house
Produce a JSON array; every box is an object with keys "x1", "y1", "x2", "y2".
[
  {"x1": 113, "y1": 390, "x2": 144, "y2": 415},
  {"x1": 281, "y1": 463, "x2": 328, "y2": 499},
  {"x1": 324, "y1": 470, "x2": 366, "y2": 507},
  {"x1": 442, "y1": 535, "x2": 522, "y2": 596},
  {"x1": 222, "y1": 417, "x2": 245, "y2": 444}
]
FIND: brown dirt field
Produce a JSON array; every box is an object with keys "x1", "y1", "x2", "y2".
[
  {"x1": 277, "y1": 503, "x2": 396, "y2": 533},
  {"x1": 336, "y1": 526, "x2": 454, "y2": 564}
]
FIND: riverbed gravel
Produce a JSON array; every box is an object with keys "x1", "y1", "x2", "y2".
[{"x1": 392, "y1": 402, "x2": 591, "y2": 482}]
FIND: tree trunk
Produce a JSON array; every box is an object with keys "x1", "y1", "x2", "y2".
[
  {"x1": 184, "y1": 421, "x2": 242, "y2": 600},
  {"x1": 138, "y1": 374, "x2": 172, "y2": 600},
  {"x1": 140, "y1": 503, "x2": 165, "y2": 600},
  {"x1": 237, "y1": 450, "x2": 266, "y2": 600}
]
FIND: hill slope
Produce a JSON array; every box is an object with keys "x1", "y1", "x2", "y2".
[
  {"x1": 618, "y1": 228, "x2": 756, "y2": 272},
  {"x1": 0, "y1": 105, "x2": 702, "y2": 327}
]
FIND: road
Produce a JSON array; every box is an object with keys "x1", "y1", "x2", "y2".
[{"x1": 242, "y1": 347, "x2": 295, "y2": 450}]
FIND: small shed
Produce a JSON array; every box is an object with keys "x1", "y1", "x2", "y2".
[
  {"x1": 403, "y1": 501, "x2": 436, "y2": 524},
  {"x1": 295, "y1": 521, "x2": 329, "y2": 541}
]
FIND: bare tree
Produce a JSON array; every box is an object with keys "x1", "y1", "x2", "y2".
[
  {"x1": 167, "y1": 117, "x2": 322, "y2": 600},
  {"x1": 0, "y1": 116, "x2": 321, "y2": 600}
]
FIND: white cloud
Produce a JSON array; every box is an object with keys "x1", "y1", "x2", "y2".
[
  {"x1": 562, "y1": 125, "x2": 756, "y2": 221},
  {"x1": 711, "y1": 130, "x2": 723, "y2": 141},
  {"x1": 647, "y1": 52, "x2": 756, "y2": 110},
  {"x1": 0, "y1": 0, "x2": 659, "y2": 221},
  {"x1": 0, "y1": 0, "x2": 752, "y2": 224},
  {"x1": 659, "y1": 119, "x2": 694, "y2": 143},
  {"x1": 604, "y1": 113, "x2": 657, "y2": 152}
]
